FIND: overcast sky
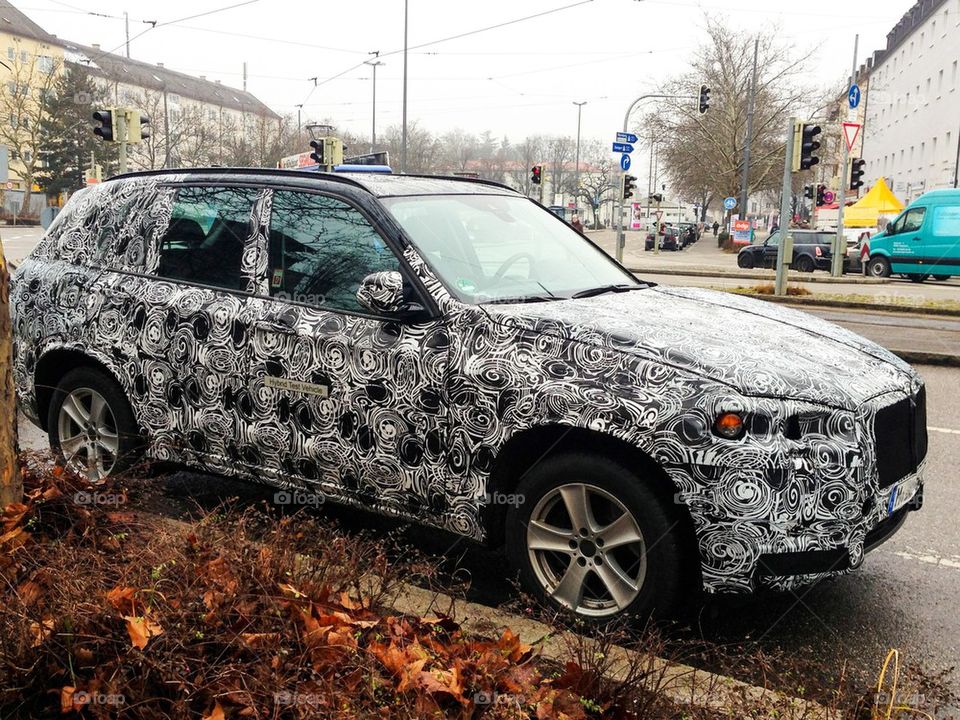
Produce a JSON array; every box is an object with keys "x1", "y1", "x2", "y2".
[{"x1": 25, "y1": 0, "x2": 910, "y2": 144}]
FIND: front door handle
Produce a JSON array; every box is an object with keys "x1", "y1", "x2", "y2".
[{"x1": 255, "y1": 319, "x2": 297, "y2": 336}]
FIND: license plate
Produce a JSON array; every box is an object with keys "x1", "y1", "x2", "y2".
[{"x1": 885, "y1": 474, "x2": 920, "y2": 517}]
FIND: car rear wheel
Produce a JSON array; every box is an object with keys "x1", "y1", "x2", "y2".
[
  {"x1": 933, "y1": 274, "x2": 950, "y2": 281},
  {"x1": 737, "y1": 253, "x2": 755, "y2": 269},
  {"x1": 48, "y1": 367, "x2": 142, "y2": 481},
  {"x1": 909, "y1": 274, "x2": 930, "y2": 283},
  {"x1": 868, "y1": 256, "x2": 891, "y2": 278},
  {"x1": 505, "y1": 452, "x2": 682, "y2": 621},
  {"x1": 795, "y1": 255, "x2": 815, "y2": 273}
]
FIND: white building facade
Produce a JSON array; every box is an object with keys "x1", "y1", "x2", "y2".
[{"x1": 863, "y1": 0, "x2": 960, "y2": 203}]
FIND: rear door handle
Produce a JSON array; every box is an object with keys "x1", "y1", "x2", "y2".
[{"x1": 255, "y1": 319, "x2": 297, "y2": 335}]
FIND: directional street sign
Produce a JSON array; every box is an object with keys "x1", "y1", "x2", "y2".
[
  {"x1": 848, "y1": 84, "x2": 861, "y2": 109},
  {"x1": 620, "y1": 153, "x2": 631, "y2": 171},
  {"x1": 723, "y1": 196, "x2": 737, "y2": 211},
  {"x1": 842, "y1": 122, "x2": 862, "y2": 152},
  {"x1": 612, "y1": 142, "x2": 634, "y2": 154},
  {"x1": 616, "y1": 132, "x2": 638, "y2": 144}
]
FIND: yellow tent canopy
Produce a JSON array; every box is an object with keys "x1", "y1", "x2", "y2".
[{"x1": 842, "y1": 177, "x2": 905, "y2": 228}]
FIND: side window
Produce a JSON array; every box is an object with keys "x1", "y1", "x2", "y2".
[
  {"x1": 156, "y1": 186, "x2": 259, "y2": 291},
  {"x1": 932, "y1": 205, "x2": 960, "y2": 237},
  {"x1": 901, "y1": 207, "x2": 927, "y2": 233},
  {"x1": 267, "y1": 190, "x2": 401, "y2": 313}
]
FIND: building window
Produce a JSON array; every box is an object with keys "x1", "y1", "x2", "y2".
[
  {"x1": 5, "y1": 47, "x2": 12, "y2": 61},
  {"x1": 19, "y1": 50, "x2": 26, "y2": 64},
  {"x1": 37, "y1": 55, "x2": 53, "y2": 73}
]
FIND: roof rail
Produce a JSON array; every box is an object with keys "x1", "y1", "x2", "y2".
[
  {"x1": 398, "y1": 173, "x2": 519, "y2": 193},
  {"x1": 106, "y1": 166, "x2": 371, "y2": 192}
]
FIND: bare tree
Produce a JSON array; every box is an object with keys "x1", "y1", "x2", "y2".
[
  {"x1": 547, "y1": 136, "x2": 575, "y2": 199},
  {"x1": 648, "y1": 17, "x2": 824, "y2": 219},
  {"x1": 440, "y1": 128, "x2": 478, "y2": 172},
  {"x1": 576, "y1": 141, "x2": 618, "y2": 229},
  {"x1": 0, "y1": 44, "x2": 60, "y2": 214}
]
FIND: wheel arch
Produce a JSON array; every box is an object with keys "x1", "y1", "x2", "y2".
[
  {"x1": 483, "y1": 423, "x2": 702, "y2": 587},
  {"x1": 34, "y1": 346, "x2": 129, "y2": 432}
]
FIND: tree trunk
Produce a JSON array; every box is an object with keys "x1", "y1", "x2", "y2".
[
  {"x1": 0, "y1": 235, "x2": 22, "y2": 507},
  {"x1": 18, "y1": 186, "x2": 32, "y2": 219}
]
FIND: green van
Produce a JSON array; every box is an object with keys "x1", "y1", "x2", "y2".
[{"x1": 866, "y1": 188, "x2": 960, "y2": 281}]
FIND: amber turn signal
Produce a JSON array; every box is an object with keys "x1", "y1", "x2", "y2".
[{"x1": 714, "y1": 412, "x2": 745, "y2": 439}]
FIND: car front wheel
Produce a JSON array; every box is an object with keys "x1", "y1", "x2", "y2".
[
  {"x1": 868, "y1": 256, "x2": 891, "y2": 278},
  {"x1": 505, "y1": 452, "x2": 683, "y2": 621},
  {"x1": 48, "y1": 367, "x2": 142, "y2": 481},
  {"x1": 737, "y1": 253, "x2": 755, "y2": 269}
]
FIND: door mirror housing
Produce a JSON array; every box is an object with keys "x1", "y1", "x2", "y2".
[{"x1": 356, "y1": 271, "x2": 425, "y2": 318}]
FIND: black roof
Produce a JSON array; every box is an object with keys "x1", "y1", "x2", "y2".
[{"x1": 110, "y1": 168, "x2": 521, "y2": 198}]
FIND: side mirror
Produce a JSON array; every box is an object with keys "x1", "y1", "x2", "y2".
[{"x1": 356, "y1": 271, "x2": 426, "y2": 318}]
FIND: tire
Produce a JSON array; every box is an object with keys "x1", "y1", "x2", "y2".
[
  {"x1": 933, "y1": 274, "x2": 950, "y2": 281},
  {"x1": 909, "y1": 274, "x2": 930, "y2": 283},
  {"x1": 795, "y1": 255, "x2": 815, "y2": 273},
  {"x1": 737, "y1": 253, "x2": 755, "y2": 269},
  {"x1": 505, "y1": 452, "x2": 683, "y2": 622},
  {"x1": 868, "y1": 256, "x2": 891, "y2": 278},
  {"x1": 47, "y1": 367, "x2": 142, "y2": 481}
]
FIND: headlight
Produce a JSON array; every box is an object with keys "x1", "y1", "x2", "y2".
[{"x1": 714, "y1": 412, "x2": 745, "y2": 439}]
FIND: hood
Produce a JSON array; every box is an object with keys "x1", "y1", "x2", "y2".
[{"x1": 482, "y1": 286, "x2": 916, "y2": 410}]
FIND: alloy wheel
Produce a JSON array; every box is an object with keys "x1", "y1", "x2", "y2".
[
  {"x1": 526, "y1": 483, "x2": 647, "y2": 617},
  {"x1": 57, "y1": 387, "x2": 120, "y2": 481}
]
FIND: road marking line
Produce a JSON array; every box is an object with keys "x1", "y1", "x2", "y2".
[
  {"x1": 888, "y1": 550, "x2": 960, "y2": 571},
  {"x1": 929, "y1": 426, "x2": 960, "y2": 435}
]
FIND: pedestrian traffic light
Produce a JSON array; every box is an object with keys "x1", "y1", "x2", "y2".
[
  {"x1": 622, "y1": 174, "x2": 637, "y2": 200},
  {"x1": 92, "y1": 109, "x2": 115, "y2": 142},
  {"x1": 531, "y1": 165, "x2": 542, "y2": 185},
  {"x1": 792, "y1": 121, "x2": 822, "y2": 172},
  {"x1": 804, "y1": 185, "x2": 815, "y2": 200},
  {"x1": 698, "y1": 84, "x2": 710, "y2": 114},
  {"x1": 816, "y1": 184, "x2": 826, "y2": 207},
  {"x1": 849, "y1": 157, "x2": 866, "y2": 191},
  {"x1": 310, "y1": 138, "x2": 325, "y2": 165}
]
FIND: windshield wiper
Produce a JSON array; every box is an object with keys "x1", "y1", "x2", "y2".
[
  {"x1": 570, "y1": 284, "x2": 646, "y2": 299},
  {"x1": 482, "y1": 295, "x2": 560, "y2": 305}
]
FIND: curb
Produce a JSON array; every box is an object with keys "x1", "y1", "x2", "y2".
[
  {"x1": 891, "y1": 350, "x2": 960, "y2": 368},
  {"x1": 628, "y1": 265, "x2": 889, "y2": 285},
  {"x1": 736, "y1": 292, "x2": 960, "y2": 318},
  {"x1": 390, "y1": 582, "x2": 835, "y2": 718}
]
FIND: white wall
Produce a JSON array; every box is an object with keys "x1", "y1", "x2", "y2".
[{"x1": 863, "y1": 0, "x2": 960, "y2": 203}]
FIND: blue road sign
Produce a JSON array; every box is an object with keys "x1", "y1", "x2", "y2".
[
  {"x1": 848, "y1": 84, "x2": 861, "y2": 109},
  {"x1": 616, "y1": 132, "x2": 639, "y2": 144},
  {"x1": 620, "y1": 154, "x2": 631, "y2": 171},
  {"x1": 612, "y1": 142, "x2": 635, "y2": 154},
  {"x1": 723, "y1": 196, "x2": 737, "y2": 210}
]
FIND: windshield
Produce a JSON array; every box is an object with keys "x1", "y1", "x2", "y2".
[{"x1": 383, "y1": 194, "x2": 640, "y2": 303}]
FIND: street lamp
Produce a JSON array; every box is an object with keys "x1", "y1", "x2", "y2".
[
  {"x1": 401, "y1": 0, "x2": 409, "y2": 173},
  {"x1": 365, "y1": 51, "x2": 384, "y2": 152},
  {"x1": 573, "y1": 100, "x2": 587, "y2": 212}
]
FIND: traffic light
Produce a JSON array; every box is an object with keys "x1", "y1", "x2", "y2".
[
  {"x1": 92, "y1": 109, "x2": 115, "y2": 142},
  {"x1": 804, "y1": 185, "x2": 814, "y2": 200},
  {"x1": 138, "y1": 113, "x2": 151, "y2": 141},
  {"x1": 622, "y1": 174, "x2": 637, "y2": 200},
  {"x1": 698, "y1": 85, "x2": 711, "y2": 114},
  {"x1": 849, "y1": 157, "x2": 866, "y2": 191},
  {"x1": 649, "y1": 193, "x2": 663, "y2": 203},
  {"x1": 816, "y1": 184, "x2": 826, "y2": 207},
  {"x1": 123, "y1": 110, "x2": 150, "y2": 144},
  {"x1": 792, "y1": 121, "x2": 822, "y2": 172},
  {"x1": 310, "y1": 138, "x2": 325, "y2": 165},
  {"x1": 531, "y1": 165, "x2": 542, "y2": 185}
]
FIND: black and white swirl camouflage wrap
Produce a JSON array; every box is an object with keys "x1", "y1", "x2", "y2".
[{"x1": 11, "y1": 171, "x2": 926, "y2": 596}]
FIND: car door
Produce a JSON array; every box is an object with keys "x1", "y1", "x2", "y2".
[
  {"x1": 762, "y1": 232, "x2": 780, "y2": 267},
  {"x1": 245, "y1": 188, "x2": 451, "y2": 520},
  {"x1": 928, "y1": 204, "x2": 960, "y2": 273},
  {"x1": 889, "y1": 206, "x2": 927, "y2": 274},
  {"x1": 95, "y1": 183, "x2": 265, "y2": 472}
]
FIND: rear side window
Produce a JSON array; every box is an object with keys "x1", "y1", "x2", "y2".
[
  {"x1": 932, "y1": 205, "x2": 960, "y2": 237},
  {"x1": 267, "y1": 190, "x2": 400, "y2": 312},
  {"x1": 156, "y1": 186, "x2": 259, "y2": 291}
]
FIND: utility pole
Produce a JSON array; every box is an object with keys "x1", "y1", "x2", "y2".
[
  {"x1": 775, "y1": 118, "x2": 798, "y2": 297},
  {"x1": 573, "y1": 101, "x2": 587, "y2": 212},
  {"x1": 646, "y1": 138, "x2": 654, "y2": 246},
  {"x1": 366, "y1": 52, "x2": 384, "y2": 152},
  {"x1": 243, "y1": 61, "x2": 248, "y2": 91},
  {"x1": 117, "y1": 109, "x2": 129, "y2": 174},
  {"x1": 124, "y1": 12, "x2": 130, "y2": 58},
  {"x1": 833, "y1": 34, "x2": 859, "y2": 277},
  {"x1": 401, "y1": 0, "x2": 409, "y2": 173},
  {"x1": 295, "y1": 104, "x2": 303, "y2": 145},
  {"x1": 739, "y1": 36, "x2": 759, "y2": 217}
]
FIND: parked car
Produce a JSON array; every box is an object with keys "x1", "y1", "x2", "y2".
[
  {"x1": 866, "y1": 189, "x2": 960, "y2": 282},
  {"x1": 644, "y1": 226, "x2": 681, "y2": 251},
  {"x1": 737, "y1": 229, "x2": 841, "y2": 272},
  {"x1": 12, "y1": 169, "x2": 926, "y2": 621},
  {"x1": 678, "y1": 222, "x2": 700, "y2": 245}
]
